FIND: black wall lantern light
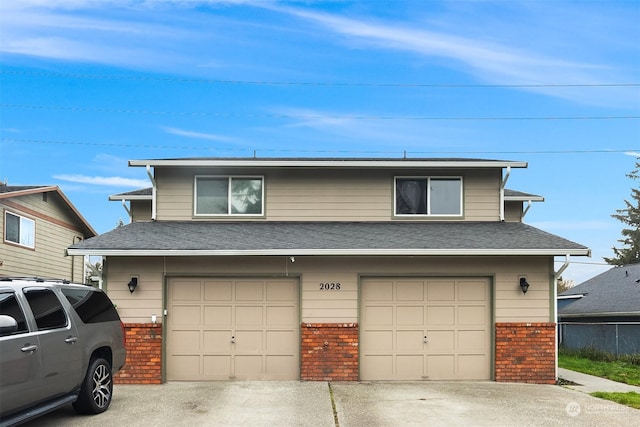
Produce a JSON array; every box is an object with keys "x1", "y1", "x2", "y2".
[
  {"x1": 127, "y1": 277, "x2": 138, "y2": 294},
  {"x1": 519, "y1": 277, "x2": 530, "y2": 294}
]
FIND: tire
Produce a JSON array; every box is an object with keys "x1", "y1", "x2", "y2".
[{"x1": 73, "y1": 357, "x2": 113, "y2": 415}]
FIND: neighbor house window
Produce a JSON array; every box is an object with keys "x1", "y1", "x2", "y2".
[
  {"x1": 195, "y1": 176, "x2": 264, "y2": 215},
  {"x1": 4, "y1": 211, "x2": 35, "y2": 248},
  {"x1": 395, "y1": 177, "x2": 462, "y2": 216}
]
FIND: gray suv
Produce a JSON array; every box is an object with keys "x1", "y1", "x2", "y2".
[{"x1": 0, "y1": 278, "x2": 126, "y2": 426}]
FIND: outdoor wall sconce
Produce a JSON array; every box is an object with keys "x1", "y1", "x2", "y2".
[
  {"x1": 519, "y1": 277, "x2": 530, "y2": 294},
  {"x1": 127, "y1": 277, "x2": 138, "y2": 293}
]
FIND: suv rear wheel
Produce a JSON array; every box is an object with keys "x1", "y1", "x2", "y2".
[{"x1": 73, "y1": 357, "x2": 113, "y2": 414}]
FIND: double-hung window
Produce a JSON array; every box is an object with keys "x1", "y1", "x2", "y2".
[
  {"x1": 395, "y1": 177, "x2": 462, "y2": 216},
  {"x1": 4, "y1": 211, "x2": 35, "y2": 248},
  {"x1": 195, "y1": 176, "x2": 264, "y2": 216}
]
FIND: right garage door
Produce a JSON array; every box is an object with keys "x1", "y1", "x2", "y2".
[{"x1": 360, "y1": 277, "x2": 491, "y2": 380}]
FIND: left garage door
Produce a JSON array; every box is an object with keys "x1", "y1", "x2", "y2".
[{"x1": 167, "y1": 278, "x2": 299, "y2": 380}]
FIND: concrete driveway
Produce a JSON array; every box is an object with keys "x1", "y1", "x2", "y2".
[{"x1": 22, "y1": 381, "x2": 640, "y2": 427}]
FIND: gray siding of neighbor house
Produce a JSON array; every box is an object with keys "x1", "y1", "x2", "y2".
[
  {"x1": 152, "y1": 167, "x2": 502, "y2": 222},
  {"x1": 1, "y1": 193, "x2": 86, "y2": 282}
]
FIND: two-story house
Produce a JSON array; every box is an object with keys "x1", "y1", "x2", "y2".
[
  {"x1": 1, "y1": 185, "x2": 96, "y2": 282},
  {"x1": 67, "y1": 158, "x2": 589, "y2": 384}
]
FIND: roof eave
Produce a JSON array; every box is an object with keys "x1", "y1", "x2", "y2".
[
  {"x1": 128, "y1": 159, "x2": 528, "y2": 169},
  {"x1": 559, "y1": 311, "x2": 640, "y2": 318},
  {"x1": 67, "y1": 248, "x2": 590, "y2": 257}
]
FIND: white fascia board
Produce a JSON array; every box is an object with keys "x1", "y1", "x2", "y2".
[
  {"x1": 128, "y1": 159, "x2": 528, "y2": 169},
  {"x1": 557, "y1": 294, "x2": 585, "y2": 300},
  {"x1": 67, "y1": 247, "x2": 590, "y2": 257},
  {"x1": 108, "y1": 195, "x2": 152, "y2": 201},
  {"x1": 560, "y1": 312, "x2": 640, "y2": 318},
  {"x1": 504, "y1": 195, "x2": 545, "y2": 202}
]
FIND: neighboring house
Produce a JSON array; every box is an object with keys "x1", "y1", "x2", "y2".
[
  {"x1": 558, "y1": 264, "x2": 640, "y2": 356},
  {"x1": 1, "y1": 184, "x2": 96, "y2": 282},
  {"x1": 68, "y1": 157, "x2": 590, "y2": 384}
]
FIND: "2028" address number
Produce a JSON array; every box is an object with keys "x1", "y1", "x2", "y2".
[{"x1": 320, "y1": 282, "x2": 341, "y2": 290}]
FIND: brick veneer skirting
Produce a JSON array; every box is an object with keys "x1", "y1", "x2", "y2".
[
  {"x1": 495, "y1": 322, "x2": 556, "y2": 384},
  {"x1": 301, "y1": 323, "x2": 359, "y2": 381},
  {"x1": 114, "y1": 323, "x2": 162, "y2": 384}
]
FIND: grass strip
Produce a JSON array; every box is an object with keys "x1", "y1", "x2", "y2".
[{"x1": 590, "y1": 391, "x2": 640, "y2": 410}]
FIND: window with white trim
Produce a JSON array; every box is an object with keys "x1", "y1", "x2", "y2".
[
  {"x1": 4, "y1": 211, "x2": 35, "y2": 248},
  {"x1": 395, "y1": 177, "x2": 462, "y2": 216},
  {"x1": 195, "y1": 176, "x2": 264, "y2": 216}
]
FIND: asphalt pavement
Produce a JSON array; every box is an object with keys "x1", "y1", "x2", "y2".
[{"x1": 20, "y1": 373, "x2": 640, "y2": 427}]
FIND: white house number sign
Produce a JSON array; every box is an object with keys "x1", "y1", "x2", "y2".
[{"x1": 320, "y1": 282, "x2": 341, "y2": 290}]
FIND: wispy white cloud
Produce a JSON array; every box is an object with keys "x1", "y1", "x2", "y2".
[
  {"x1": 625, "y1": 152, "x2": 640, "y2": 158},
  {"x1": 163, "y1": 126, "x2": 236, "y2": 142},
  {"x1": 54, "y1": 174, "x2": 149, "y2": 187}
]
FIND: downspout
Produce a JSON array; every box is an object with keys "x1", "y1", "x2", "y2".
[
  {"x1": 121, "y1": 200, "x2": 132, "y2": 223},
  {"x1": 553, "y1": 254, "x2": 571, "y2": 381},
  {"x1": 522, "y1": 200, "x2": 532, "y2": 219},
  {"x1": 500, "y1": 166, "x2": 511, "y2": 221},
  {"x1": 146, "y1": 165, "x2": 157, "y2": 221}
]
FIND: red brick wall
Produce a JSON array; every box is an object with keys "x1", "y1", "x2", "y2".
[
  {"x1": 301, "y1": 323, "x2": 358, "y2": 381},
  {"x1": 114, "y1": 323, "x2": 162, "y2": 384},
  {"x1": 495, "y1": 322, "x2": 556, "y2": 384}
]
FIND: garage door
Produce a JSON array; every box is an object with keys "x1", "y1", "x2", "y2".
[
  {"x1": 167, "y1": 278, "x2": 299, "y2": 380},
  {"x1": 360, "y1": 278, "x2": 490, "y2": 380}
]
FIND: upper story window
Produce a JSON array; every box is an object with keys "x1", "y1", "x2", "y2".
[
  {"x1": 395, "y1": 177, "x2": 462, "y2": 216},
  {"x1": 4, "y1": 211, "x2": 35, "y2": 248},
  {"x1": 195, "y1": 176, "x2": 264, "y2": 216}
]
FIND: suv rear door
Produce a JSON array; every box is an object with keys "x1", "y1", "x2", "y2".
[
  {"x1": 0, "y1": 289, "x2": 43, "y2": 416},
  {"x1": 22, "y1": 287, "x2": 83, "y2": 399}
]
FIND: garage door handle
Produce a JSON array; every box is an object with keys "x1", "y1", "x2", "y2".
[
  {"x1": 21, "y1": 344, "x2": 38, "y2": 353},
  {"x1": 231, "y1": 336, "x2": 236, "y2": 344},
  {"x1": 424, "y1": 336, "x2": 428, "y2": 343}
]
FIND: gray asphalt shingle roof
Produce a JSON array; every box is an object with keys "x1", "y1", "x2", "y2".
[
  {"x1": 68, "y1": 221, "x2": 588, "y2": 256},
  {"x1": 559, "y1": 264, "x2": 640, "y2": 317}
]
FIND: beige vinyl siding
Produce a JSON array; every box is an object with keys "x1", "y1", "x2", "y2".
[
  {"x1": 152, "y1": 167, "x2": 502, "y2": 221},
  {"x1": 105, "y1": 255, "x2": 552, "y2": 324},
  {"x1": 130, "y1": 200, "x2": 152, "y2": 222},
  {"x1": 1, "y1": 195, "x2": 86, "y2": 282},
  {"x1": 504, "y1": 202, "x2": 523, "y2": 222}
]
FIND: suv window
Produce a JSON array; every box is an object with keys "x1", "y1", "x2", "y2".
[
  {"x1": 23, "y1": 288, "x2": 67, "y2": 330},
  {"x1": 0, "y1": 291, "x2": 29, "y2": 336},
  {"x1": 62, "y1": 288, "x2": 120, "y2": 323}
]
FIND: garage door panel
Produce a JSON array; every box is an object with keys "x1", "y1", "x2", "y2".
[
  {"x1": 396, "y1": 355, "x2": 424, "y2": 379},
  {"x1": 235, "y1": 306, "x2": 264, "y2": 326},
  {"x1": 361, "y1": 277, "x2": 490, "y2": 381},
  {"x1": 364, "y1": 306, "x2": 393, "y2": 325},
  {"x1": 168, "y1": 277, "x2": 299, "y2": 381},
  {"x1": 426, "y1": 355, "x2": 455, "y2": 379},
  {"x1": 458, "y1": 355, "x2": 489, "y2": 379},
  {"x1": 427, "y1": 281, "x2": 456, "y2": 301},
  {"x1": 427, "y1": 330, "x2": 455, "y2": 352},
  {"x1": 396, "y1": 281, "x2": 424, "y2": 301},
  {"x1": 266, "y1": 331, "x2": 296, "y2": 353},
  {"x1": 458, "y1": 306, "x2": 486, "y2": 325},
  {"x1": 363, "y1": 330, "x2": 393, "y2": 352},
  {"x1": 171, "y1": 330, "x2": 201, "y2": 353},
  {"x1": 203, "y1": 356, "x2": 231, "y2": 378},
  {"x1": 203, "y1": 331, "x2": 232, "y2": 353},
  {"x1": 235, "y1": 281, "x2": 264, "y2": 301},
  {"x1": 427, "y1": 306, "x2": 455, "y2": 325},
  {"x1": 397, "y1": 306, "x2": 424, "y2": 325},
  {"x1": 171, "y1": 306, "x2": 201, "y2": 327},
  {"x1": 204, "y1": 305, "x2": 232, "y2": 326},
  {"x1": 458, "y1": 330, "x2": 487, "y2": 352},
  {"x1": 396, "y1": 330, "x2": 424, "y2": 351},
  {"x1": 364, "y1": 281, "x2": 393, "y2": 301},
  {"x1": 266, "y1": 306, "x2": 296, "y2": 327},
  {"x1": 363, "y1": 355, "x2": 394, "y2": 380}
]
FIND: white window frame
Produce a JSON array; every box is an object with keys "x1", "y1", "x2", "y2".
[
  {"x1": 394, "y1": 176, "x2": 463, "y2": 217},
  {"x1": 4, "y1": 211, "x2": 36, "y2": 248},
  {"x1": 194, "y1": 175, "x2": 264, "y2": 217}
]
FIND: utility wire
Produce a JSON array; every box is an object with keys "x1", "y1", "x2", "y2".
[
  {"x1": 2, "y1": 70, "x2": 639, "y2": 88},
  {"x1": 3, "y1": 138, "x2": 639, "y2": 155},
  {"x1": 1, "y1": 104, "x2": 638, "y2": 121}
]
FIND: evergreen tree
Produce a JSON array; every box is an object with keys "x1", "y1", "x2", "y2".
[{"x1": 605, "y1": 160, "x2": 640, "y2": 265}]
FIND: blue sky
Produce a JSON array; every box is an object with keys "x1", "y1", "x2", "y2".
[{"x1": 1, "y1": 0, "x2": 639, "y2": 284}]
